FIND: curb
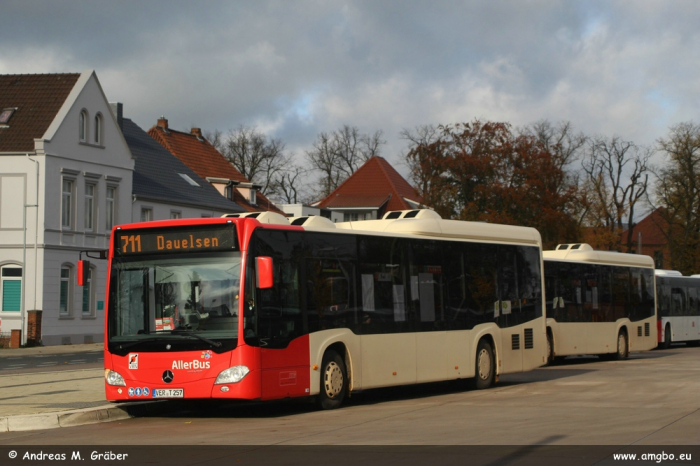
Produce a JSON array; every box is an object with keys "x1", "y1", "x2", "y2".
[{"x1": 0, "y1": 400, "x2": 169, "y2": 432}]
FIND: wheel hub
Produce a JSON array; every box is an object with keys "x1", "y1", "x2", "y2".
[{"x1": 324, "y1": 361, "x2": 343, "y2": 398}]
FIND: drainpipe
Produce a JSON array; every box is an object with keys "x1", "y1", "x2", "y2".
[{"x1": 21, "y1": 154, "x2": 40, "y2": 346}]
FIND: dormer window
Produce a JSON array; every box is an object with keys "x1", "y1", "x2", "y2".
[
  {"x1": 79, "y1": 110, "x2": 88, "y2": 142},
  {"x1": 249, "y1": 187, "x2": 257, "y2": 205}
]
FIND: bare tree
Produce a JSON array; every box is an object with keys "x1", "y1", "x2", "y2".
[
  {"x1": 654, "y1": 122, "x2": 700, "y2": 273},
  {"x1": 206, "y1": 125, "x2": 287, "y2": 196},
  {"x1": 306, "y1": 125, "x2": 385, "y2": 198},
  {"x1": 270, "y1": 163, "x2": 312, "y2": 205},
  {"x1": 582, "y1": 136, "x2": 651, "y2": 251}
]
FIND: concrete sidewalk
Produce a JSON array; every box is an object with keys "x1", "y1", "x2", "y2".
[{"x1": 0, "y1": 343, "x2": 163, "y2": 432}]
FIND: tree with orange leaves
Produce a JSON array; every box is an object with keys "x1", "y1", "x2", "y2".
[{"x1": 405, "y1": 119, "x2": 580, "y2": 249}]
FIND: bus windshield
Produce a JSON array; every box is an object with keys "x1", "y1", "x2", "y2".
[{"x1": 108, "y1": 253, "x2": 242, "y2": 351}]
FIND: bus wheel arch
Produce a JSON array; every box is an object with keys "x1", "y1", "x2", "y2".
[
  {"x1": 472, "y1": 336, "x2": 496, "y2": 390},
  {"x1": 316, "y1": 344, "x2": 348, "y2": 410},
  {"x1": 546, "y1": 328, "x2": 555, "y2": 364}
]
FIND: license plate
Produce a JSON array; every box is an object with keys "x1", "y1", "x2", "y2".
[{"x1": 153, "y1": 388, "x2": 184, "y2": 398}]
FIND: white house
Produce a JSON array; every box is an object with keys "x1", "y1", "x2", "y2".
[{"x1": 0, "y1": 71, "x2": 134, "y2": 346}]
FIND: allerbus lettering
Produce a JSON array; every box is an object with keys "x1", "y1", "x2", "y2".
[{"x1": 157, "y1": 235, "x2": 219, "y2": 251}]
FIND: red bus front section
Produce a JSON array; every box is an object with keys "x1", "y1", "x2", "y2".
[
  {"x1": 104, "y1": 216, "x2": 313, "y2": 403},
  {"x1": 105, "y1": 344, "x2": 261, "y2": 401}
]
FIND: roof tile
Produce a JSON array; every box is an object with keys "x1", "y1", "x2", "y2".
[{"x1": 0, "y1": 73, "x2": 80, "y2": 152}]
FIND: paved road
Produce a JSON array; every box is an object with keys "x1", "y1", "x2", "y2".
[
  {"x1": 2, "y1": 347, "x2": 699, "y2": 447},
  {"x1": 0, "y1": 351, "x2": 102, "y2": 374}
]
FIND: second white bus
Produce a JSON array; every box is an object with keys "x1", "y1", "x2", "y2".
[
  {"x1": 543, "y1": 244, "x2": 657, "y2": 362},
  {"x1": 656, "y1": 270, "x2": 700, "y2": 348}
]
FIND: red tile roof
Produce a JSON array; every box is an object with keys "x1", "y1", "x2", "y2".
[
  {"x1": 148, "y1": 121, "x2": 283, "y2": 214},
  {"x1": 316, "y1": 156, "x2": 422, "y2": 212},
  {"x1": 0, "y1": 73, "x2": 80, "y2": 152}
]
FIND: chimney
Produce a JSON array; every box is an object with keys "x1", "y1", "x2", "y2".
[
  {"x1": 109, "y1": 102, "x2": 123, "y2": 131},
  {"x1": 157, "y1": 116, "x2": 169, "y2": 130},
  {"x1": 191, "y1": 127, "x2": 203, "y2": 140}
]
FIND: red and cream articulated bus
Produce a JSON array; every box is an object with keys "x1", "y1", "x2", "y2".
[
  {"x1": 104, "y1": 209, "x2": 547, "y2": 409},
  {"x1": 655, "y1": 270, "x2": 700, "y2": 348},
  {"x1": 543, "y1": 244, "x2": 657, "y2": 363}
]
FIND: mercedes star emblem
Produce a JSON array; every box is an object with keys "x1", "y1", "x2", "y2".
[{"x1": 162, "y1": 370, "x2": 174, "y2": 384}]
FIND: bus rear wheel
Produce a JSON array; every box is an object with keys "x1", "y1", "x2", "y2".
[
  {"x1": 317, "y1": 350, "x2": 346, "y2": 410},
  {"x1": 473, "y1": 340, "x2": 495, "y2": 389},
  {"x1": 661, "y1": 324, "x2": 671, "y2": 349},
  {"x1": 546, "y1": 332, "x2": 554, "y2": 365},
  {"x1": 614, "y1": 331, "x2": 629, "y2": 360}
]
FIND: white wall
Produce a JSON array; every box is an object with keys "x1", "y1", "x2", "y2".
[{"x1": 0, "y1": 71, "x2": 134, "y2": 345}]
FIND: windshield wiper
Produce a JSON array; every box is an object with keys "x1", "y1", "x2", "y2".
[
  {"x1": 116, "y1": 337, "x2": 161, "y2": 350},
  {"x1": 170, "y1": 329, "x2": 222, "y2": 348}
]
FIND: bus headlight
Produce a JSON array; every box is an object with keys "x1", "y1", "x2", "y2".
[
  {"x1": 104, "y1": 369, "x2": 126, "y2": 386},
  {"x1": 215, "y1": 365, "x2": 250, "y2": 384}
]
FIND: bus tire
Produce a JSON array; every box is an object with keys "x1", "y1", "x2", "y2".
[
  {"x1": 316, "y1": 350, "x2": 346, "y2": 410},
  {"x1": 661, "y1": 324, "x2": 671, "y2": 349},
  {"x1": 546, "y1": 332, "x2": 555, "y2": 365},
  {"x1": 473, "y1": 339, "x2": 495, "y2": 390},
  {"x1": 614, "y1": 331, "x2": 629, "y2": 360}
]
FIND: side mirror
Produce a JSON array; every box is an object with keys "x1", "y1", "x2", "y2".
[
  {"x1": 256, "y1": 256, "x2": 273, "y2": 289},
  {"x1": 77, "y1": 260, "x2": 90, "y2": 286}
]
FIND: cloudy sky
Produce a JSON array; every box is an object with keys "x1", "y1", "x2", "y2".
[{"x1": 2, "y1": 1, "x2": 699, "y2": 179}]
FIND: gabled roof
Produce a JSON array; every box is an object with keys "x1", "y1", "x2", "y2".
[
  {"x1": 316, "y1": 156, "x2": 423, "y2": 211},
  {"x1": 123, "y1": 118, "x2": 244, "y2": 213},
  {"x1": 0, "y1": 73, "x2": 81, "y2": 152},
  {"x1": 147, "y1": 120, "x2": 283, "y2": 214}
]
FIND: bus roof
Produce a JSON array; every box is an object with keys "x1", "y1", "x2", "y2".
[
  {"x1": 543, "y1": 243, "x2": 654, "y2": 268},
  {"x1": 332, "y1": 211, "x2": 542, "y2": 246},
  {"x1": 116, "y1": 209, "x2": 543, "y2": 247}
]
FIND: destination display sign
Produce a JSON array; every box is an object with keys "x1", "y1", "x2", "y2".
[{"x1": 115, "y1": 225, "x2": 238, "y2": 256}]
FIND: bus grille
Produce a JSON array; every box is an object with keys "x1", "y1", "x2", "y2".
[
  {"x1": 524, "y1": 328, "x2": 534, "y2": 349},
  {"x1": 645, "y1": 322, "x2": 650, "y2": 337},
  {"x1": 638, "y1": 326, "x2": 642, "y2": 337},
  {"x1": 511, "y1": 334, "x2": 520, "y2": 350}
]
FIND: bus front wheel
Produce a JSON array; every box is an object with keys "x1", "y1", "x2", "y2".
[
  {"x1": 317, "y1": 350, "x2": 346, "y2": 410},
  {"x1": 473, "y1": 340, "x2": 495, "y2": 390},
  {"x1": 614, "y1": 331, "x2": 629, "y2": 360},
  {"x1": 546, "y1": 332, "x2": 554, "y2": 365}
]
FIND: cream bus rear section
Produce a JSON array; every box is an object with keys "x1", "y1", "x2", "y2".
[{"x1": 544, "y1": 244, "x2": 657, "y2": 360}]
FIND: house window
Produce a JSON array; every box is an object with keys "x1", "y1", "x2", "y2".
[
  {"x1": 85, "y1": 183, "x2": 96, "y2": 231},
  {"x1": 170, "y1": 211, "x2": 182, "y2": 219},
  {"x1": 178, "y1": 173, "x2": 200, "y2": 187},
  {"x1": 94, "y1": 113, "x2": 102, "y2": 145},
  {"x1": 654, "y1": 251, "x2": 664, "y2": 269},
  {"x1": 79, "y1": 110, "x2": 88, "y2": 142},
  {"x1": 140, "y1": 208, "x2": 153, "y2": 222},
  {"x1": 62, "y1": 179, "x2": 74, "y2": 229},
  {"x1": 60, "y1": 266, "x2": 72, "y2": 316},
  {"x1": 0, "y1": 108, "x2": 15, "y2": 125},
  {"x1": 106, "y1": 186, "x2": 116, "y2": 231},
  {"x1": 1, "y1": 266, "x2": 22, "y2": 312},
  {"x1": 224, "y1": 185, "x2": 234, "y2": 200},
  {"x1": 249, "y1": 188, "x2": 257, "y2": 205},
  {"x1": 82, "y1": 267, "x2": 95, "y2": 316}
]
